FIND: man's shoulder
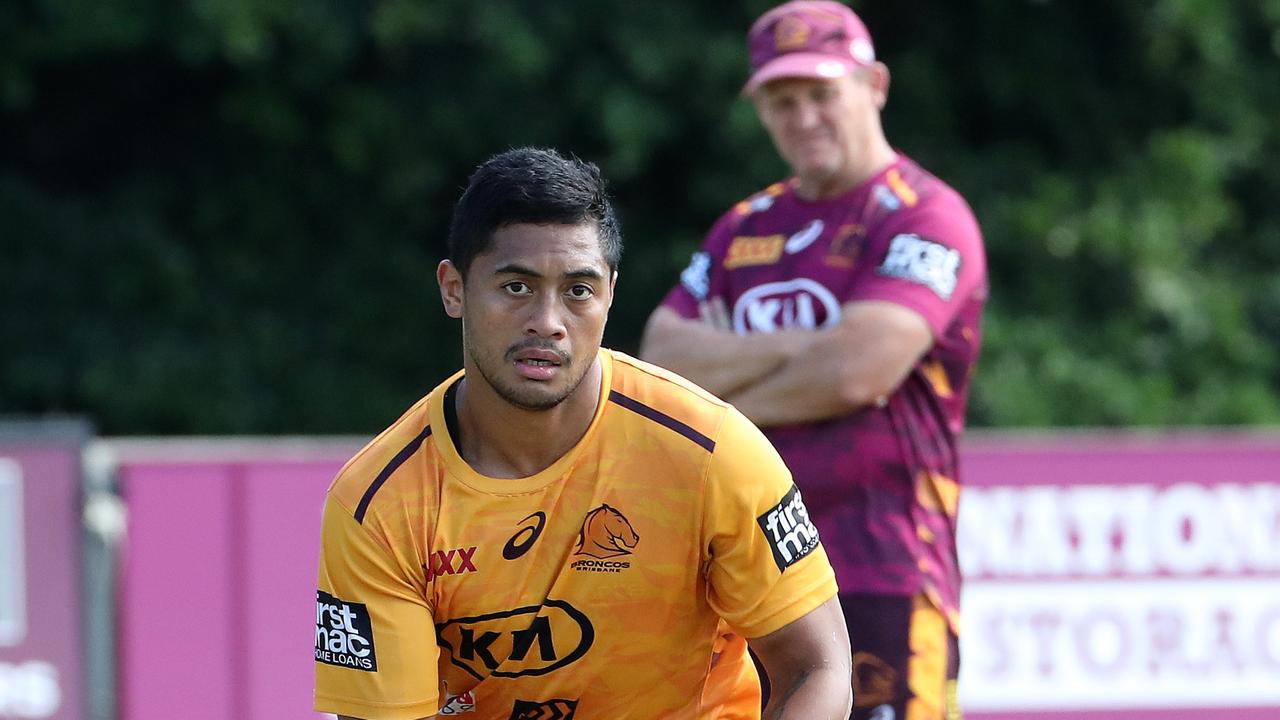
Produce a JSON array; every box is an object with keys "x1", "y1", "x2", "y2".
[
  {"x1": 727, "y1": 179, "x2": 795, "y2": 219},
  {"x1": 865, "y1": 156, "x2": 981, "y2": 245},
  {"x1": 698, "y1": 179, "x2": 798, "y2": 247},
  {"x1": 326, "y1": 392, "x2": 438, "y2": 513},
  {"x1": 891, "y1": 156, "x2": 977, "y2": 219},
  {"x1": 605, "y1": 350, "x2": 732, "y2": 452}
]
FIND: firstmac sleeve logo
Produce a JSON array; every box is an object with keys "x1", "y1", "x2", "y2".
[
  {"x1": 315, "y1": 590, "x2": 378, "y2": 671},
  {"x1": 757, "y1": 485, "x2": 820, "y2": 572}
]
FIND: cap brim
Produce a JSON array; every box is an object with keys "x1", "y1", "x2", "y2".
[{"x1": 742, "y1": 53, "x2": 857, "y2": 95}]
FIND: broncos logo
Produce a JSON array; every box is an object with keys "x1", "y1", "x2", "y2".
[
  {"x1": 852, "y1": 651, "x2": 898, "y2": 708},
  {"x1": 573, "y1": 504, "x2": 639, "y2": 559}
]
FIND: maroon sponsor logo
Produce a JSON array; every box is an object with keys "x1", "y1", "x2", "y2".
[{"x1": 424, "y1": 546, "x2": 478, "y2": 582}]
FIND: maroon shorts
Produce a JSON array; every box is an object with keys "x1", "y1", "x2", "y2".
[{"x1": 844, "y1": 592, "x2": 961, "y2": 720}]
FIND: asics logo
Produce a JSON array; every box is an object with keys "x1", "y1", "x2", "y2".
[
  {"x1": 785, "y1": 220, "x2": 824, "y2": 254},
  {"x1": 503, "y1": 512, "x2": 546, "y2": 560}
]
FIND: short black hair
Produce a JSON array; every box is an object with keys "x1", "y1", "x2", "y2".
[{"x1": 447, "y1": 147, "x2": 623, "y2": 279}]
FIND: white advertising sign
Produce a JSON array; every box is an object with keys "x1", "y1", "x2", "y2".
[{"x1": 957, "y1": 442, "x2": 1280, "y2": 719}]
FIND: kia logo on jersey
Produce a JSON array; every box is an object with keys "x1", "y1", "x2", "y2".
[
  {"x1": 435, "y1": 599, "x2": 594, "y2": 680},
  {"x1": 732, "y1": 279, "x2": 841, "y2": 334}
]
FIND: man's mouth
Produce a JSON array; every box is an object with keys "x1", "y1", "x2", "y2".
[{"x1": 508, "y1": 346, "x2": 568, "y2": 379}]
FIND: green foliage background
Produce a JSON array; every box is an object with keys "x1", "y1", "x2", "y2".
[{"x1": 3, "y1": 0, "x2": 1279, "y2": 434}]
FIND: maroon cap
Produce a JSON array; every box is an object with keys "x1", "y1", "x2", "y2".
[{"x1": 744, "y1": 0, "x2": 876, "y2": 94}]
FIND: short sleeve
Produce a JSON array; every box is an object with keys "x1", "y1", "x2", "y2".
[
  {"x1": 702, "y1": 410, "x2": 839, "y2": 638},
  {"x1": 314, "y1": 496, "x2": 441, "y2": 720},
  {"x1": 659, "y1": 210, "x2": 741, "y2": 319},
  {"x1": 848, "y1": 196, "x2": 987, "y2": 337}
]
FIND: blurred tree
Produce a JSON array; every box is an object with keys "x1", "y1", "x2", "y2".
[{"x1": 1, "y1": 0, "x2": 1277, "y2": 433}]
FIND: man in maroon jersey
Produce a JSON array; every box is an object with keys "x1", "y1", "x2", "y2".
[{"x1": 641, "y1": 2, "x2": 987, "y2": 718}]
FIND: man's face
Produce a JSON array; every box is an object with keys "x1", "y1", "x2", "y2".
[
  {"x1": 752, "y1": 72, "x2": 885, "y2": 191},
  {"x1": 438, "y1": 222, "x2": 616, "y2": 411}
]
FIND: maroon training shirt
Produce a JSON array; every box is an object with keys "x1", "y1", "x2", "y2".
[{"x1": 661, "y1": 154, "x2": 987, "y2": 630}]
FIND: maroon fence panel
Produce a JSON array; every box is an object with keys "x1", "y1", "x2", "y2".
[
  {"x1": 115, "y1": 441, "x2": 360, "y2": 720},
  {"x1": 0, "y1": 421, "x2": 90, "y2": 720}
]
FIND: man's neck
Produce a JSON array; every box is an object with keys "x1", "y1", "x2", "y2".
[
  {"x1": 454, "y1": 357, "x2": 603, "y2": 479},
  {"x1": 795, "y1": 140, "x2": 898, "y2": 201}
]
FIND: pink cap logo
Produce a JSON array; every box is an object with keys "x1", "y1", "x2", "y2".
[{"x1": 774, "y1": 15, "x2": 811, "y2": 51}]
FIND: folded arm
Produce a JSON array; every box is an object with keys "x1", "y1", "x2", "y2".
[
  {"x1": 639, "y1": 303, "x2": 815, "y2": 398},
  {"x1": 725, "y1": 300, "x2": 933, "y2": 426},
  {"x1": 644, "y1": 299, "x2": 933, "y2": 427}
]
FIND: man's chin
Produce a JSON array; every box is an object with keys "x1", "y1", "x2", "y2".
[
  {"x1": 497, "y1": 381, "x2": 572, "y2": 412},
  {"x1": 797, "y1": 159, "x2": 840, "y2": 181}
]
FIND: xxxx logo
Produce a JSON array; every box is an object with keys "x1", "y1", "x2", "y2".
[{"x1": 424, "y1": 546, "x2": 478, "y2": 582}]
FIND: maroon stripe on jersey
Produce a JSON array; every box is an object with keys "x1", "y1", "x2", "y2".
[
  {"x1": 608, "y1": 390, "x2": 715, "y2": 453},
  {"x1": 354, "y1": 425, "x2": 433, "y2": 524}
]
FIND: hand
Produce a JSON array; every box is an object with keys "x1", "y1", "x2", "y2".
[{"x1": 697, "y1": 296, "x2": 732, "y2": 331}]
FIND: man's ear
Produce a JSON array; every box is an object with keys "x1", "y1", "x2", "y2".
[
  {"x1": 869, "y1": 61, "x2": 891, "y2": 110},
  {"x1": 607, "y1": 270, "x2": 618, "y2": 311},
  {"x1": 437, "y1": 260, "x2": 464, "y2": 319}
]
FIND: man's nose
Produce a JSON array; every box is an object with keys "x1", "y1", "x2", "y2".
[
  {"x1": 525, "y1": 294, "x2": 567, "y2": 338},
  {"x1": 793, "y1": 100, "x2": 820, "y2": 129}
]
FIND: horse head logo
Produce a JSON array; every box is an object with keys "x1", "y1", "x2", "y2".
[{"x1": 573, "y1": 504, "x2": 639, "y2": 559}]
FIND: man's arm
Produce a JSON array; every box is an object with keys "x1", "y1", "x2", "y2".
[
  {"x1": 726, "y1": 300, "x2": 932, "y2": 426},
  {"x1": 748, "y1": 595, "x2": 853, "y2": 720},
  {"x1": 639, "y1": 304, "x2": 814, "y2": 398}
]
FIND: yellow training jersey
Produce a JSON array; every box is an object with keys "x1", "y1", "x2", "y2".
[{"x1": 314, "y1": 349, "x2": 838, "y2": 719}]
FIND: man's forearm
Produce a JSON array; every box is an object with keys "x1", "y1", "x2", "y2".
[
  {"x1": 764, "y1": 664, "x2": 854, "y2": 720},
  {"x1": 726, "y1": 326, "x2": 883, "y2": 426},
  {"x1": 639, "y1": 308, "x2": 810, "y2": 397},
  {"x1": 727, "y1": 301, "x2": 930, "y2": 426}
]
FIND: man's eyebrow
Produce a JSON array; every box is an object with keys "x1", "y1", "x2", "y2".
[
  {"x1": 493, "y1": 263, "x2": 542, "y2": 278},
  {"x1": 564, "y1": 268, "x2": 606, "y2": 281},
  {"x1": 492, "y1": 264, "x2": 605, "y2": 281}
]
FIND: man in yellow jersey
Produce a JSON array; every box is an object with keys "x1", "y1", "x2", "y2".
[{"x1": 314, "y1": 147, "x2": 852, "y2": 719}]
